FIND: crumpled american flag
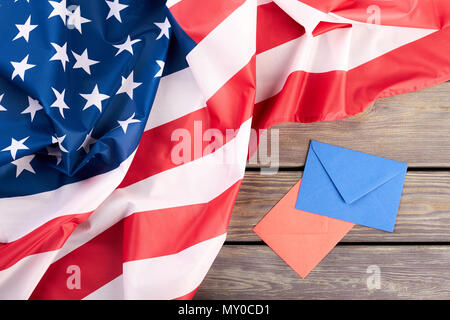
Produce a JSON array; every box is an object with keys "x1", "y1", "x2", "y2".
[{"x1": 1, "y1": 0, "x2": 450, "y2": 299}]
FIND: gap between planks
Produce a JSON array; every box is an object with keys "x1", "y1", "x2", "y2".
[
  {"x1": 228, "y1": 170, "x2": 450, "y2": 242},
  {"x1": 196, "y1": 245, "x2": 450, "y2": 299}
]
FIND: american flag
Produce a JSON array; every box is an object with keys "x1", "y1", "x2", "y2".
[{"x1": 0, "y1": 0, "x2": 449, "y2": 299}]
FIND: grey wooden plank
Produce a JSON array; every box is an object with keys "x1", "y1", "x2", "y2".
[
  {"x1": 196, "y1": 245, "x2": 450, "y2": 299},
  {"x1": 247, "y1": 82, "x2": 450, "y2": 168},
  {"x1": 228, "y1": 171, "x2": 450, "y2": 242}
]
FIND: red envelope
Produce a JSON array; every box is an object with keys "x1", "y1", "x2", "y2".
[{"x1": 253, "y1": 180, "x2": 354, "y2": 278}]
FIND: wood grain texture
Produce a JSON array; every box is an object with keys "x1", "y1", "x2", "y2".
[
  {"x1": 228, "y1": 171, "x2": 450, "y2": 242},
  {"x1": 196, "y1": 245, "x2": 450, "y2": 299},
  {"x1": 200, "y1": 83, "x2": 450, "y2": 299},
  {"x1": 247, "y1": 82, "x2": 450, "y2": 168}
]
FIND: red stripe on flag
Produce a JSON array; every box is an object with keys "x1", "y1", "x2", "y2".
[
  {"x1": 0, "y1": 212, "x2": 91, "y2": 271},
  {"x1": 122, "y1": 182, "x2": 239, "y2": 262},
  {"x1": 170, "y1": 0, "x2": 246, "y2": 43},
  {"x1": 29, "y1": 217, "x2": 124, "y2": 300},
  {"x1": 173, "y1": 286, "x2": 198, "y2": 300},
  {"x1": 299, "y1": 0, "x2": 450, "y2": 29},
  {"x1": 252, "y1": 26, "x2": 450, "y2": 130},
  {"x1": 312, "y1": 21, "x2": 351, "y2": 37},
  {"x1": 119, "y1": 57, "x2": 256, "y2": 188},
  {"x1": 256, "y1": 2, "x2": 305, "y2": 54},
  {"x1": 253, "y1": 69, "x2": 351, "y2": 127},
  {"x1": 30, "y1": 181, "x2": 242, "y2": 300}
]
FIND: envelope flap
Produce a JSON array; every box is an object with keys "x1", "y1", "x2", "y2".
[{"x1": 310, "y1": 141, "x2": 408, "y2": 204}]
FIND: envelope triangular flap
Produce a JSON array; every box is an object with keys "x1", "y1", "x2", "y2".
[{"x1": 310, "y1": 141, "x2": 408, "y2": 204}]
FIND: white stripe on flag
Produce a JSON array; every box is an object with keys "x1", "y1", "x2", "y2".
[
  {"x1": 84, "y1": 234, "x2": 226, "y2": 300},
  {"x1": 0, "y1": 152, "x2": 135, "y2": 243},
  {"x1": 257, "y1": 0, "x2": 273, "y2": 5},
  {"x1": 54, "y1": 118, "x2": 251, "y2": 261},
  {"x1": 274, "y1": 0, "x2": 329, "y2": 33},
  {"x1": 186, "y1": 0, "x2": 256, "y2": 101},
  {"x1": 145, "y1": 67, "x2": 206, "y2": 131},
  {"x1": 83, "y1": 275, "x2": 124, "y2": 300},
  {"x1": 166, "y1": 0, "x2": 182, "y2": 8},
  {"x1": 255, "y1": 23, "x2": 435, "y2": 103},
  {"x1": 0, "y1": 251, "x2": 58, "y2": 300}
]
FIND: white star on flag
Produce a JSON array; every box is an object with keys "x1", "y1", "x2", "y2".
[
  {"x1": 77, "y1": 129, "x2": 97, "y2": 153},
  {"x1": 2, "y1": 137, "x2": 29, "y2": 160},
  {"x1": 105, "y1": 0, "x2": 128, "y2": 23},
  {"x1": 48, "y1": 0, "x2": 68, "y2": 25},
  {"x1": 50, "y1": 87, "x2": 70, "y2": 118},
  {"x1": 67, "y1": 5, "x2": 91, "y2": 34},
  {"x1": 113, "y1": 35, "x2": 141, "y2": 56},
  {"x1": 116, "y1": 71, "x2": 142, "y2": 99},
  {"x1": 11, "y1": 55, "x2": 35, "y2": 81},
  {"x1": 154, "y1": 60, "x2": 164, "y2": 77},
  {"x1": 80, "y1": 84, "x2": 110, "y2": 112},
  {"x1": 50, "y1": 42, "x2": 69, "y2": 70},
  {"x1": 0, "y1": 94, "x2": 6, "y2": 111},
  {"x1": 11, "y1": 154, "x2": 35, "y2": 177},
  {"x1": 52, "y1": 134, "x2": 68, "y2": 153},
  {"x1": 118, "y1": 113, "x2": 140, "y2": 133},
  {"x1": 21, "y1": 96, "x2": 43, "y2": 122},
  {"x1": 154, "y1": 17, "x2": 171, "y2": 40},
  {"x1": 13, "y1": 15, "x2": 37, "y2": 42},
  {"x1": 72, "y1": 49, "x2": 99, "y2": 75}
]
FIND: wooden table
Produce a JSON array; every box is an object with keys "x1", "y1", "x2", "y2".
[{"x1": 196, "y1": 82, "x2": 450, "y2": 299}]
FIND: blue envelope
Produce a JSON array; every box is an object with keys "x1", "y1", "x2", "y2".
[{"x1": 295, "y1": 141, "x2": 407, "y2": 232}]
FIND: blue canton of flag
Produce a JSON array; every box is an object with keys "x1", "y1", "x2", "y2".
[{"x1": 0, "y1": 0, "x2": 182, "y2": 197}]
